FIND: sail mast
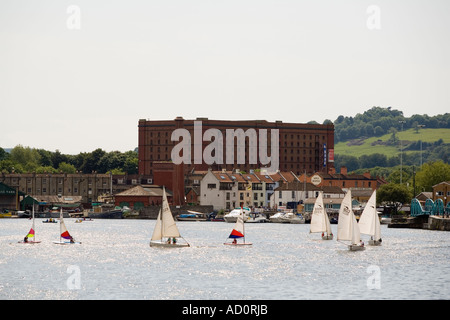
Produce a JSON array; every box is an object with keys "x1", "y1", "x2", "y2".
[
  {"x1": 241, "y1": 207, "x2": 246, "y2": 244},
  {"x1": 32, "y1": 204, "x2": 36, "y2": 242},
  {"x1": 59, "y1": 207, "x2": 63, "y2": 243}
]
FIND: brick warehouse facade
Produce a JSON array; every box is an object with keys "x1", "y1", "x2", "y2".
[{"x1": 138, "y1": 117, "x2": 335, "y2": 176}]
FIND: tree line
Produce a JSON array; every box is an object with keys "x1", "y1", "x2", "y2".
[
  {"x1": 0, "y1": 146, "x2": 138, "y2": 175},
  {"x1": 333, "y1": 106, "x2": 450, "y2": 143}
]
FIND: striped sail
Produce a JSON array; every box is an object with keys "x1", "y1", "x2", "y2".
[{"x1": 59, "y1": 209, "x2": 72, "y2": 240}]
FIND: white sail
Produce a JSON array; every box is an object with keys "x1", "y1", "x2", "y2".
[
  {"x1": 337, "y1": 190, "x2": 360, "y2": 245},
  {"x1": 160, "y1": 187, "x2": 181, "y2": 238},
  {"x1": 59, "y1": 208, "x2": 71, "y2": 240},
  {"x1": 359, "y1": 191, "x2": 381, "y2": 241},
  {"x1": 231, "y1": 215, "x2": 245, "y2": 239},
  {"x1": 310, "y1": 192, "x2": 331, "y2": 235},
  {"x1": 151, "y1": 209, "x2": 163, "y2": 241},
  {"x1": 150, "y1": 187, "x2": 189, "y2": 247}
]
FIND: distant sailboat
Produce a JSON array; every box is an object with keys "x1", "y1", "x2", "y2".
[
  {"x1": 337, "y1": 190, "x2": 365, "y2": 251},
  {"x1": 358, "y1": 190, "x2": 382, "y2": 246},
  {"x1": 18, "y1": 205, "x2": 41, "y2": 244},
  {"x1": 53, "y1": 208, "x2": 81, "y2": 245},
  {"x1": 150, "y1": 187, "x2": 190, "y2": 248},
  {"x1": 310, "y1": 192, "x2": 333, "y2": 240},
  {"x1": 224, "y1": 207, "x2": 252, "y2": 246}
]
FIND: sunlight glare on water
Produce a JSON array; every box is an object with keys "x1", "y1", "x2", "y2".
[{"x1": 1, "y1": 219, "x2": 449, "y2": 300}]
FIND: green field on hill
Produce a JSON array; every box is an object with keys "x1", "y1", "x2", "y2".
[{"x1": 335, "y1": 128, "x2": 450, "y2": 158}]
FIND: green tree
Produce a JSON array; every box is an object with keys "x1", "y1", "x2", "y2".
[
  {"x1": 377, "y1": 183, "x2": 412, "y2": 214},
  {"x1": 0, "y1": 147, "x2": 8, "y2": 161},
  {"x1": 58, "y1": 162, "x2": 77, "y2": 173},
  {"x1": 414, "y1": 161, "x2": 450, "y2": 192}
]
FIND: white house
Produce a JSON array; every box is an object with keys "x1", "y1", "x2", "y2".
[{"x1": 199, "y1": 169, "x2": 301, "y2": 211}]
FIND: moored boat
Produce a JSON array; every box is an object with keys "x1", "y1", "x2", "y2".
[{"x1": 223, "y1": 207, "x2": 251, "y2": 223}]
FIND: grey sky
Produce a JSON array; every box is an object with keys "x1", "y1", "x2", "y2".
[{"x1": 1, "y1": 0, "x2": 449, "y2": 154}]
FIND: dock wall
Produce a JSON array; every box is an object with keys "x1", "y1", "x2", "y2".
[
  {"x1": 388, "y1": 215, "x2": 450, "y2": 231},
  {"x1": 137, "y1": 205, "x2": 214, "y2": 219}
]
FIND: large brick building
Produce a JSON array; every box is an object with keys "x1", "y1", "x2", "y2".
[{"x1": 138, "y1": 117, "x2": 335, "y2": 176}]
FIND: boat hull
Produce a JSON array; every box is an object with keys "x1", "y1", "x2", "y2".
[
  {"x1": 349, "y1": 244, "x2": 366, "y2": 251},
  {"x1": 176, "y1": 217, "x2": 207, "y2": 222},
  {"x1": 53, "y1": 241, "x2": 81, "y2": 245},
  {"x1": 89, "y1": 209, "x2": 123, "y2": 219},
  {"x1": 18, "y1": 240, "x2": 41, "y2": 244},
  {"x1": 368, "y1": 239, "x2": 382, "y2": 246},
  {"x1": 224, "y1": 242, "x2": 253, "y2": 246},
  {"x1": 150, "y1": 241, "x2": 190, "y2": 248}
]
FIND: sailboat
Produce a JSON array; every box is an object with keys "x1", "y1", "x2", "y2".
[
  {"x1": 358, "y1": 190, "x2": 382, "y2": 246},
  {"x1": 18, "y1": 205, "x2": 41, "y2": 244},
  {"x1": 310, "y1": 192, "x2": 333, "y2": 240},
  {"x1": 224, "y1": 207, "x2": 252, "y2": 246},
  {"x1": 150, "y1": 187, "x2": 190, "y2": 248},
  {"x1": 53, "y1": 208, "x2": 81, "y2": 245},
  {"x1": 337, "y1": 190, "x2": 365, "y2": 251}
]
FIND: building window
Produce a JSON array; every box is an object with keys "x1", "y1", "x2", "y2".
[{"x1": 207, "y1": 184, "x2": 216, "y2": 189}]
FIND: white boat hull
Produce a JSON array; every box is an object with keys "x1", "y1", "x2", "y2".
[
  {"x1": 53, "y1": 241, "x2": 81, "y2": 245},
  {"x1": 224, "y1": 242, "x2": 253, "y2": 246},
  {"x1": 150, "y1": 241, "x2": 190, "y2": 248},
  {"x1": 283, "y1": 217, "x2": 305, "y2": 224}
]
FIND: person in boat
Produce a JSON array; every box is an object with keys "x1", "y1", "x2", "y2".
[
  {"x1": 69, "y1": 236, "x2": 75, "y2": 244},
  {"x1": 232, "y1": 239, "x2": 237, "y2": 245},
  {"x1": 172, "y1": 237, "x2": 177, "y2": 244},
  {"x1": 360, "y1": 240, "x2": 364, "y2": 247},
  {"x1": 23, "y1": 236, "x2": 28, "y2": 243},
  {"x1": 166, "y1": 238, "x2": 171, "y2": 244}
]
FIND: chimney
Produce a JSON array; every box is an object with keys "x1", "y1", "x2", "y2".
[{"x1": 340, "y1": 166, "x2": 347, "y2": 175}]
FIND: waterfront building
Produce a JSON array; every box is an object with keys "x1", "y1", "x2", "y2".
[
  {"x1": 199, "y1": 169, "x2": 298, "y2": 210},
  {"x1": 432, "y1": 181, "x2": 450, "y2": 206},
  {"x1": 270, "y1": 182, "x2": 345, "y2": 209},
  {"x1": 297, "y1": 166, "x2": 381, "y2": 191},
  {"x1": 0, "y1": 172, "x2": 152, "y2": 208},
  {"x1": 114, "y1": 185, "x2": 172, "y2": 209},
  {"x1": 138, "y1": 117, "x2": 335, "y2": 176}
]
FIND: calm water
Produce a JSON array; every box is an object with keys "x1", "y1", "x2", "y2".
[{"x1": 0, "y1": 218, "x2": 449, "y2": 300}]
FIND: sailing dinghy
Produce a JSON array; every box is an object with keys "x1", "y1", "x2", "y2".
[
  {"x1": 53, "y1": 208, "x2": 81, "y2": 245},
  {"x1": 310, "y1": 192, "x2": 333, "y2": 240},
  {"x1": 18, "y1": 205, "x2": 41, "y2": 244},
  {"x1": 358, "y1": 190, "x2": 382, "y2": 246},
  {"x1": 150, "y1": 187, "x2": 190, "y2": 248},
  {"x1": 337, "y1": 190, "x2": 365, "y2": 251},
  {"x1": 224, "y1": 207, "x2": 252, "y2": 246}
]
